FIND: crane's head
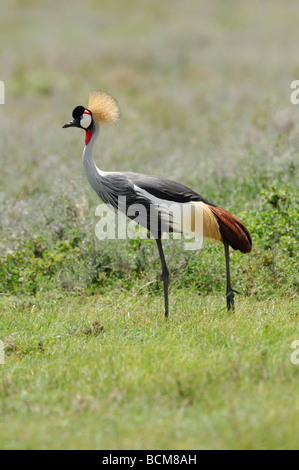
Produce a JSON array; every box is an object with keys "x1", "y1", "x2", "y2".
[
  {"x1": 63, "y1": 92, "x2": 120, "y2": 145},
  {"x1": 63, "y1": 106, "x2": 93, "y2": 144}
]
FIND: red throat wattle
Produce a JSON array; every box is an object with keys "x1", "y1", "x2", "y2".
[{"x1": 85, "y1": 129, "x2": 92, "y2": 145}]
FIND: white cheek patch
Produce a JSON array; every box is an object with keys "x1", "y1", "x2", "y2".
[{"x1": 81, "y1": 112, "x2": 92, "y2": 129}]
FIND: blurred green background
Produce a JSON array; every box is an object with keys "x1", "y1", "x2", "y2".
[{"x1": 1, "y1": 0, "x2": 299, "y2": 193}]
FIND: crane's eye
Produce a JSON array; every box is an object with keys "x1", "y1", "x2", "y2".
[{"x1": 80, "y1": 111, "x2": 92, "y2": 129}]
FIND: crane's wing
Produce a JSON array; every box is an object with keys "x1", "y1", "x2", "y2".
[
  {"x1": 95, "y1": 170, "x2": 251, "y2": 252},
  {"x1": 100, "y1": 171, "x2": 217, "y2": 239},
  {"x1": 94, "y1": 171, "x2": 182, "y2": 237},
  {"x1": 122, "y1": 172, "x2": 216, "y2": 206}
]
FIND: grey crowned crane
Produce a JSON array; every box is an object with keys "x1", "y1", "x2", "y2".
[{"x1": 63, "y1": 92, "x2": 252, "y2": 317}]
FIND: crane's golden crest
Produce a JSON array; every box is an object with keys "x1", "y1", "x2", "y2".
[{"x1": 88, "y1": 92, "x2": 120, "y2": 125}]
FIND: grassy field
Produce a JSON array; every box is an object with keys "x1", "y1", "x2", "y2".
[{"x1": 0, "y1": 0, "x2": 298, "y2": 449}]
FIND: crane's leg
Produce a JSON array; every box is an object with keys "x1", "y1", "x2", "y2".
[
  {"x1": 224, "y1": 242, "x2": 239, "y2": 312},
  {"x1": 156, "y1": 238, "x2": 169, "y2": 318}
]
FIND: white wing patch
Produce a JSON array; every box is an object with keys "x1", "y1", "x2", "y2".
[{"x1": 133, "y1": 185, "x2": 204, "y2": 240}]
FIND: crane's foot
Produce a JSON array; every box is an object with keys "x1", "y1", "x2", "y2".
[{"x1": 226, "y1": 288, "x2": 240, "y2": 312}]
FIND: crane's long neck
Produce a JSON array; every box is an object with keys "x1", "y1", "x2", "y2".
[{"x1": 82, "y1": 123, "x2": 105, "y2": 195}]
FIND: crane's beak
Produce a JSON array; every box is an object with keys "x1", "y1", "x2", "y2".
[
  {"x1": 62, "y1": 117, "x2": 80, "y2": 129},
  {"x1": 62, "y1": 121, "x2": 74, "y2": 128}
]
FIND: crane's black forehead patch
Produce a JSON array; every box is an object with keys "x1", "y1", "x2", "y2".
[{"x1": 72, "y1": 105, "x2": 85, "y2": 119}]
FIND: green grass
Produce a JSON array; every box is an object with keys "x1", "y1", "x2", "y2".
[
  {"x1": 0, "y1": 0, "x2": 299, "y2": 450},
  {"x1": 0, "y1": 291, "x2": 298, "y2": 450}
]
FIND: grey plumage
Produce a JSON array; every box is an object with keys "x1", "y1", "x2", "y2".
[{"x1": 83, "y1": 123, "x2": 215, "y2": 238}]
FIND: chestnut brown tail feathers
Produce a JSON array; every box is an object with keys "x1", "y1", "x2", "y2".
[{"x1": 209, "y1": 205, "x2": 252, "y2": 254}]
